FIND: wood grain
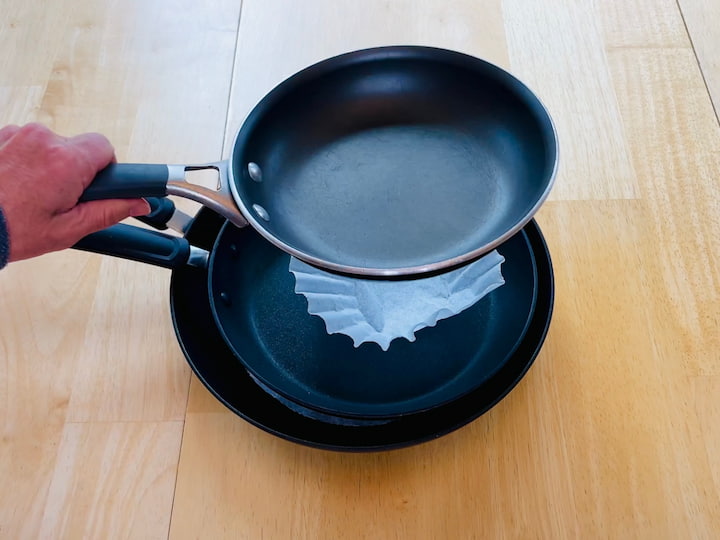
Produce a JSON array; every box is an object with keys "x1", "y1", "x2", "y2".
[
  {"x1": 502, "y1": 0, "x2": 638, "y2": 201},
  {"x1": 607, "y1": 47, "x2": 720, "y2": 375},
  {"x1": 678, "y1": 0, "x2": 720, "y2": 120},
  {"x1": 596, "y1": 0, "x2": 690, "y2": 48},
  {"x1": 0, "y1": 254, "x2": 106, "y2": 537},
  {"x1": 0, "y1": 0, "x2": 240, "y2": 537},
  {"x1": 2, "y1": 0, "x2": 720, "y2": 538},
  {"x1": 538, "y1": 200, "x2": 719, "y2": 536},
  {"x1": 223, "y1": 0, "x2": 510, "y2": 156},
  {"x1": 38, "y1": 421, "x2": 183, "y2": 539},
  {"x1": 692, "y1": 376, "x2": 720, "y2": 501}
]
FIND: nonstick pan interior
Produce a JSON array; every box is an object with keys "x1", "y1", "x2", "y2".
[
  {"x1": 207, "y1": 217, "x2": 538, "y2": 419},
  {"x1": 230, "y1": 46, "x2": 557, "y2": 275}
]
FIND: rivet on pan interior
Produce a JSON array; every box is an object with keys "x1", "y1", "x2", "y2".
[
  {"x1": 248, "y1": 162, "x2": 263, "y2": 182},
  {"x1": 229, "y1": 244, "x2": 238, "y2": 257},
  {"x1": 252, "y1": 204, "x2": 270, "y2": 222},
  {"x1": 220, "y1": 292, "x2": 231, "y2": 306}
]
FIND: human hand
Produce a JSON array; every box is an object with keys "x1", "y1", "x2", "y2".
[{"x1": 0, "y1": 123, "x2": 150, "y2": 263}]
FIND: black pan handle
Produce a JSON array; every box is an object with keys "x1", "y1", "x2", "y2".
[
  {"x1": 73, "y1": 223, "x2": 195, "y2": 269},
  {"x1": 80, "y1": 163, "x2": 169, "y2": 201},
  {"x1": 134, "y1": 197, "x2": 177, "y2": 230},
  {"x1": 79, "y1": 161, "x2": 249, "y2": 229}
]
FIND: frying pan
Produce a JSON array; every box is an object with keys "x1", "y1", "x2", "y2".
[
  {"x1": 74, "y1": 205, "x2": 539, "y2": 419},
  {"x1": 169, "y1": 209, "x2": 555, "y2": 451},
  {"x1": 80, "y1": 46, "x2": 558, "y2": 277}
]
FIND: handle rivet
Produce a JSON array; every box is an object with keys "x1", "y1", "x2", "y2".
[
  {"x1": 220, "y1": 292, "x2": 231, "y2": 305},
  {"x1": 252, "y1": 204, "x2": 270, "y2": 222},
  {"x1": 248, "y1": 162, "x2": 263, "y2": 182}
]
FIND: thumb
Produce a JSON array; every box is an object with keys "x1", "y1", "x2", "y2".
[{"x1": 55, "y1": 198, "x2": 151, "y2": 241}]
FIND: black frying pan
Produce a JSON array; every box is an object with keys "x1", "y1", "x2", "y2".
[
  {"x1": 171, "y1": 209, "x2": 555, "y2": 451},
  {"x1": 80, "y1": 46, "x2": 558, "y2": 277},
  {"x1": 207, "y1": 220, "x2": 537, "y2": 418},
  {"x1": 74, "y1": 205, "x2": 539, "y2": 419}
]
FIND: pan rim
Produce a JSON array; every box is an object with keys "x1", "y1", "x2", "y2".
[
  {"x1": 227, "y1": 45, "x2": 559, "y2": 277},
  {"x1": 205, "y1": 220, "x2": 540, "y2": 419}
]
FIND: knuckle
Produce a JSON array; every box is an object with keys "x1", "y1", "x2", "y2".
[
  {"x1": 88, "y1": 132, "x2": 110, "y2": 145},
  {"x1": 71, "y1": 133, "x2": 114, "y2": 173},
  {"x1": 17, "y1": 122, "x2": 53, "y2": 145},
  {"x1": 11, "y1": 124, "x2": 72, "y2": 171},
  {"x1": 92, "y1": 207, "x2": 113, "y2": 230},
  {"x1": 0, "y1": 124, "x2": 20, "y2": 136}
]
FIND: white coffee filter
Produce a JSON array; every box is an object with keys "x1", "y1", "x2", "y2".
[{"x1": 289, "y1": 251, "x2": 505, "y2": 351}]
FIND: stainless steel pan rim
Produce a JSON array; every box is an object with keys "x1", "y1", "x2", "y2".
[{"x1": 227, "y1": 46, "x2": 559, "y2": 276}]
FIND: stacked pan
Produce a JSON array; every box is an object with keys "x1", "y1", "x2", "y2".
[{"x1": 75, "y1": 47, "x2": 557, "y2": 451}]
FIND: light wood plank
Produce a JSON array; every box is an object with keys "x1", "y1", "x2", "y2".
[
  {"x1": 596, "y1": 0, "x2": 690, "y2": 48},
  {"x1": 538, "y1": 200, "x2": 719, "y2": 537},
  {"x1": 692, "y1": 376, "x2": 720, "y2": 500},
  {"x1": 186, "y1": 374, "x2": 229, "y2": 415},
  {"x1": 0, "y1": 86, "x2": 45, "y2": 124},
  {"x1": 0, "y1": 255, "x2": 106, "y2": 537},
  {"x1": 0, "y1": 0, "x2": 241, "y2": 537},
  {"x1": 502, "y1": 0, "x2": 638, "y2": 201},
  {"x1": 607, "y1": 47, "x2": 720, "y2": 376},
  {"x1": 66, "y1": 258, "x2": 190, "y2": 422},
  {"x1": 172, "y1": 407, "x2": 540, "y2": 539},
  {"x1": 223, "y1": 0, "x2": 509, "y2": 155},
  {"x1": 38, "y1": 421, "x2": 183, "y2": 539},
  {"x1": 0, "y1": 2, "x2": 74, "y2": 87},
  {"x1": 678, "y1": 0, "x2": 720, "y2": 119}
]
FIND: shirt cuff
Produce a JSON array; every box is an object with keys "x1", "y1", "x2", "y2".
[{"x1": 0, "y1": 206, "x2": 9, "y2": 269}]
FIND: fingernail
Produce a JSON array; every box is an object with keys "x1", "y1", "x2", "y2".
[{"x1": 130, "y1": 199, "x2": 151, "y2": 217}]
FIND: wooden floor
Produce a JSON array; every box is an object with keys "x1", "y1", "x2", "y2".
[{"x1": 1, "y1": 1, "x2": 719, "y2": 538}]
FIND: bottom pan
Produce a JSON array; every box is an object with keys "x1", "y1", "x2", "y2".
[{"x1": 171, "y1": 209, "x2": 554, "y2": 451}]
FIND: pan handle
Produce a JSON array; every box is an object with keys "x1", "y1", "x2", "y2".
[
  {"x1": 80, "y1": 162, "x2": 248, "y2": 228},
  {"x1": 134, "y1": 197, "x2": 194, "y2": 234},
  {"x1": 73, "y1": 223, "x2": 208, "y2": 270},
  {"x1": 81, "y1": 164, "x2": 170, "y2": 200},
  {"x1": 134, "y1": 197, "x2": 176, "y2": 230}
]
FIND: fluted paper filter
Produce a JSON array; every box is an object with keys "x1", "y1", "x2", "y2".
[{"x1": 289, "y1": 251, "x2": 505, "y2": 351}]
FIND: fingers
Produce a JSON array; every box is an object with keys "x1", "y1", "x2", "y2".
[
  {"x1": 0, "y1": 125, "x2": 20, "y2": 147},
  {"x1": 67, "y1": 132, "x2": 116, "y2": 184},
  {"x1": 1, "y1": 125, "x2": 115, "y2": 177},
  {"x1": 53, "y1": 198, "x2": 151, "y2": 243},
  {"x1": 8, "y1": 122, "x2": 57, "y2": 149},
  {"x1": 0, "y1": 123, "x2": 54, "y2": 155}
]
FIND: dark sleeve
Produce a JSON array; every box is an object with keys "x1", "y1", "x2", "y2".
[{"x1": 0, "y1": 206, "x2": 9, "y2": 269}]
